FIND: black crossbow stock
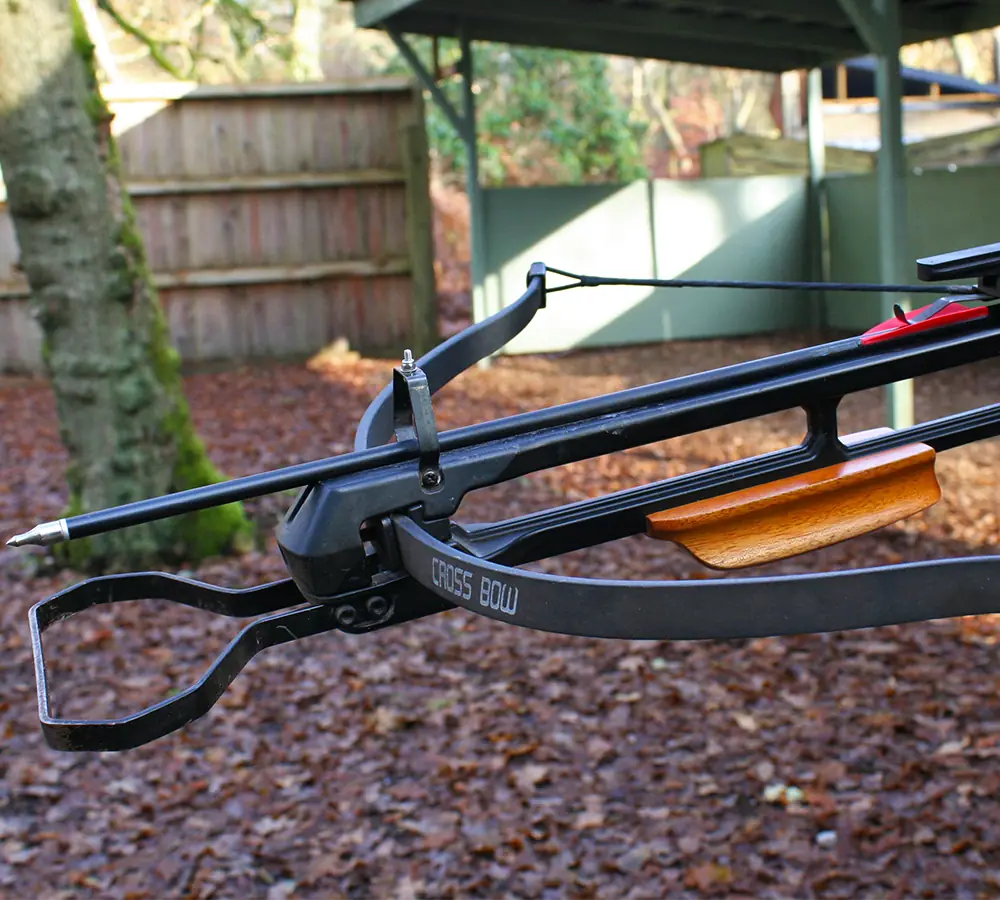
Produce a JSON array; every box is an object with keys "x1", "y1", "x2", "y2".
[{"x1": 8, "y1": 240, "x2": 1000, "y2": 752}]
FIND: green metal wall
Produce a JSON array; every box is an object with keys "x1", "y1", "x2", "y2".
[
  {"x1": 480, "y1": 166, "x2": 1000, "y2": 353},
  {"x1": 825, "y1": 165, "x2": 1000, "y2": 331},
  {"x1": 482, "y1": 175, "x2": 812, "y2": 354}
]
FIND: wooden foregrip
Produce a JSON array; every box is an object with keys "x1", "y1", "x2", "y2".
[{"x1": 646, "y1": 440, "x2": 941, "y2": 569}]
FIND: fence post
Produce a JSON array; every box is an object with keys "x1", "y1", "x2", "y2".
[{"x1": 401, "y1": 117, "x2": 438, "y2": 357}]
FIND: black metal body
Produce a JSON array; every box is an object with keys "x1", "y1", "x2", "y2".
[
  {"x1": 19, "y1": 240, "x2": 1000, "y2": 752},
  {"x1": 277, "y1": 303, "x2": 1000, "y2": 601}
]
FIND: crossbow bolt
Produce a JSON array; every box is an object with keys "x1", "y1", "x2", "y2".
[{"x1": 13, "y1": 236, "x2": 1000, "y2": 754}]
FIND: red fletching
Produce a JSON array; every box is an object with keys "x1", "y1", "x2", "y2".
[{"x1": 861, "y1": 301, "x2": 988, "y2": 346}]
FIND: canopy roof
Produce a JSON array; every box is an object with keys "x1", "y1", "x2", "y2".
[
  {"x1": 353, "y1": 0, "x2": 1000, "y2": 73},
  {"x1": 827, "y1": 55, "x2": 1000, "y2": 97}
]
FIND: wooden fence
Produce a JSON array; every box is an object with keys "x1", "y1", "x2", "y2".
[
  {"x1": 0, "y1": 78, "x2": 437, "y2": 373},
  {"x1": 700, "y1": 123, "x2": 1000, "y2": 178}
]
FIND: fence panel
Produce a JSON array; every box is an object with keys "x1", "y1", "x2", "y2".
[
  {"x1": 482, "y1": 175, "x2": 811, "y2": 354},
  {"x1": 0, "y1": 79, "x2": 436, "y2": 373},
  {"x1": 825, "y1": 165, "x2": 1000, "y2": 330}
]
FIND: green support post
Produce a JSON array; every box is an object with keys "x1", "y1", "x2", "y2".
[
  {"x1": 837, "y1": 0, "x2": 913, "y2": 429},
  {"x1": 806, "y1": 67, "x2": 828, "y2": 333},
  {"x1": 389, "y1": 26, "x2": 489, "y2": 363},
  {"x1": 458, "y1": 29, "x2": 488, "y2": 349},
  {"x1": 874, "y1": 0, "x2": 913, "y2": 428},
  {"x1": 388, "y1": 27, "x2": 465, "y2": 135}
]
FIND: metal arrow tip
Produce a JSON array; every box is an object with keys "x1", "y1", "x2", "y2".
[{"x1": 5, "y1": 520, "x2": 69, "y2": 548}]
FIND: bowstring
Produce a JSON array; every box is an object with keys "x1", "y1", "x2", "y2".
[{"x1": 544, "y1": 266, "x2": 984, "y2": 296}]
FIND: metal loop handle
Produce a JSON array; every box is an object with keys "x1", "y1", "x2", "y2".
[{"x1": 28, "y1": 572, "x2": 452, "y2": 751}]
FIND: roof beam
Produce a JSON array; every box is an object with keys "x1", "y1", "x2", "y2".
[
  {"x1": 954, "y1": 2, "x2": 1000, "y2": 35},
  {"x1": 836, "y1": 0, "x2": 887, "y2": 53},
  {"x1": 386, "y1": 27, "x2": 466, "y2": 138},
  {"x1": 382, "y1": 8, "x2": 830, "y2": 71},
  {"x1": 833, "y1": 0, "x2": 963, "y2": 55},
  {"x1": 660, "y1": 0, "x2": 964, "y2": 37},
  {"x1": 358, "y1": 0, "x2": 1000, "y2": 67},
  {"x1": 394, "y1": 0, "x2": 864, "y2": 54},
  {"x1": 353, "y1": 0, "x2": 422, "y2": 28},
  {"x1": 654, "y1": 0, "x2": 857, "y2": 28}
]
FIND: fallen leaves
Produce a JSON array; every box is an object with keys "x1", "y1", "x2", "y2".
[
  {"x1": 733, "y1": 712, "x2": 760, "y2": 733},
  {"x1": 573, "y1": 796, "x2": 606, "y2": 831},
  {"x1": 511, "y1": 764, "x2": 551, "y2": 794},
  {"x1": 0, "y1": 338, "x2": 998, "y2": 897},
  {"x1": 685, "y1": 861, "x2": 734, "y2": 892}
]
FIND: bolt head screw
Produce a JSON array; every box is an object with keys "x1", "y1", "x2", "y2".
[
  {"x1": 421, "y1": 469, "x2": 442, "y2": 488},
  {"x1": 366, "y1": 596, "x2": 389, "y2": 618},
  {"x1": 335, "y1": 605, "x2": 358, "y2": 627}
]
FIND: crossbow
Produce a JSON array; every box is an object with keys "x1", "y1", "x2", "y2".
[{"x1": 8, "y1": 239, "x2": 1000, "y2": 752}]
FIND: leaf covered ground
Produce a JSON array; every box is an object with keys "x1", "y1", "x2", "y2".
[{"x1": 0, "y1": 334, "x2": 998, "y2": 899}]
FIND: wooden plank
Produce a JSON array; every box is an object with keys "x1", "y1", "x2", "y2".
[
  {"x1": 385, "y1": 274, "x2": 417, "y2": 351},
  {"x1": 3, "y1": 273, "x2": 418, "y2": 368},
  {"x1": 101, "y1": 78, "x2": 415, "y2": 103},
  {"x1": 699, "y1": 124, "x2": 1000, "y2": 179},
  {"x1": 167, "y1": 276, "x2": 412, "y2": 361},
  {"x1": 189, "y1": 289, "x2": 234, "y2": 359},
  {"x1": 276, "y1": 281, "x2": 330, "y2": 356},
  {"x1": 0, "y1": 296, "x2": 44, "y2": 372},
  {"x1": 154, "y1": 258, "x2": 411, "y2": 289},
  {"x1": 2, "y1": 258, "x2": 412, "y2": 298},
  {"x1": 906, "y1": 123, "x2": 1000, "y2": 168},
  {"x1": 160, "y1": 290, "x2": 198, "y2": 360},
  {"x1": 400, "y1": 119, "x2": 438, "y2": 356},
  {"x1": 700, "y1": 133, "x2": 875, "y2": 177},
  {"x1": 131, "y1": 185, "x2": 411, "y2": 269},
  {"x1": 822, "y1": 91, "x2": 1000, "y2": 107},
  {"x1": 0, "y1": 210, "x2": 20, "y2": 282}
]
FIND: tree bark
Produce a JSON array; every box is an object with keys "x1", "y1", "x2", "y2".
[
  {"x1": 0, "y1": 0, "x2": 252, "y2": 570},
  {"x1": 951, "y1": 33, "x2": 987, "y2": 84},
  {"x1": 288, "y1": 0, "x2": 325, "y2": 82}
]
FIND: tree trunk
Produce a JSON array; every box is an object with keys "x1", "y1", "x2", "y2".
[
  {"x1": 288, "y1": 0, "x2": 325, "y2": 82},
  {"x1": 0, "y1": 0, "x2": 252, "y2": 570},
  {"x1": 951, "y1": 33, "x2": 986, "y2": 84}
]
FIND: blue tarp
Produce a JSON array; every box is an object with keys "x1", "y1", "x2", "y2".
[{"x1": 824, "y1": 56, "x2": 1000, "y2": 98}]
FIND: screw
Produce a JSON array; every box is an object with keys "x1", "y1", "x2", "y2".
[
  {"x1": 335, "y1": 605, "x2": 358, "y2": 627},
  {"x1": 421, "y1": 469, "x2": 442, "y2": 488},
  {"x1": 401, "y1": 349, "x2": 415, "y2": 374},
  {"x1": 366, "y1": 596, "x2": 389, "y2": 618}
]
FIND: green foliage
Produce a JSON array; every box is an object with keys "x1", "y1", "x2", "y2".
[
  {"x1": 386, "y1": 40, "x2": 647, "y2": 186},
  {"x1": 96, "y1": 0, "x2": 276, "y2": 81},
  {"x1": 215, "y1": 0, "x2": 268, "y2": 57},
  {"x1": 69, "y1": 0, "x2": 95, "y2": 63}
]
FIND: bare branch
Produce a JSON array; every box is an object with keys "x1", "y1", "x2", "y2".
[{"x1": 96, "y1": 0, "x2": 187, "y2": 78}]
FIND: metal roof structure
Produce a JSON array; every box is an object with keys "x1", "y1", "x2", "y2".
[
  {"x1": 828, "y1": 55, "x2": 1000, "y2": 97},
  {"x1": 352, "y1": 0, "x2": 1000, "y2": 427},
  {"x1": 353, "y1": 0, "x2": 1000, "y2": 73}
]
